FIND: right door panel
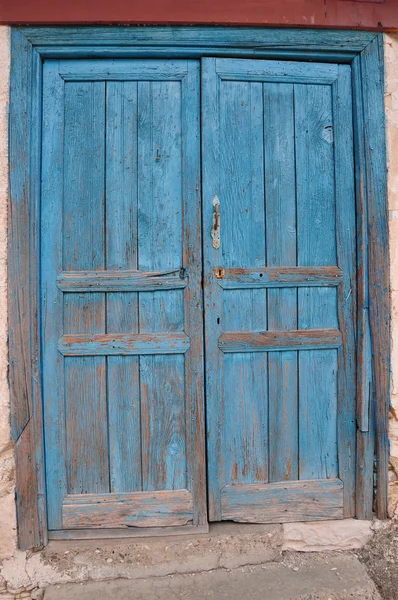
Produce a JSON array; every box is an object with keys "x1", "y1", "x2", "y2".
[{"x1": 202, "y1": 58, "x2": 356, "y2": 523}]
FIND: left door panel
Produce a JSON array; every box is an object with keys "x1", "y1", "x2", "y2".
[{"x1": 41, "y1": 59, "x2": 206, "y2": 531}]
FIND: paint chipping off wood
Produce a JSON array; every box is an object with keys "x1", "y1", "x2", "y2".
[
  {"x1": 4, "y1": 28, "x2": 392, "y2": 557},
  {"x1": 221, "y1": 479, "x2": 344, "y2": 523},
  {"x1": 62, "y1": 490, "x2": 193, "y2": 528}
]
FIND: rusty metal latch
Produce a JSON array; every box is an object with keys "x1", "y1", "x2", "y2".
[
  {"x1": 211, "y1": 196, "x2": 221, "y2": 249},
  {"x1": 215, "y1": 267, "x2": 225, "y2": 279}
]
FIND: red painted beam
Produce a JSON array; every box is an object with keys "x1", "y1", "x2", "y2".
[{"x1": 0, "y1": 0, "x2": 397, "y2": 30}]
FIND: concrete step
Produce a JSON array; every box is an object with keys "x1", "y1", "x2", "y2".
[{"x1": 44, "y1": 554, "x2": 381, "y2": 600}]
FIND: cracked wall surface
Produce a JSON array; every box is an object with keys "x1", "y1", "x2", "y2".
[
  {"x1": 385, "y1": 33, "x2": 398, "y2": 516},
  {"x1": 0, "y1": 26, "x2": 397, "y2": 597}
]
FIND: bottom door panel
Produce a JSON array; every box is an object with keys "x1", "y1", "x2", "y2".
[{"x1": 221, "y1": 480, "x2": 343, "y2": 523}]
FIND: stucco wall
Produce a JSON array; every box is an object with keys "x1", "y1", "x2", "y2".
[
  {"x1": 385, "y1": 33, "x2": 398, "y2": 514},
  {"x1": 0, "y1": 26, "x2": 397, "y2": 590}
]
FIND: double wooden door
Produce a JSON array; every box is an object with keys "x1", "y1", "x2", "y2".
[{"x1": 41, "y1": 57, "x2": 356, "y2": 533}]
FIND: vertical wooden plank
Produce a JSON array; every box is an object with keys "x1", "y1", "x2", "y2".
[
  {"x1": 10, "y1": 30, "x2": 47, "y2": 547},
  {"x1": 41, "y1": 61, "x2": 67, "y2": 529},
  {"x1": 220, "y1": 80, "x2": 268, "y2": 487},
  {"x1": 106, "y1": 81, "x2": 141, "y2": 493},
  {"x1": 9, "y1": 30, "x2": 31, "y2": 442},
  {"x1": 361, "y1": 35, "x2": 389, "y2": 519},
  {"x1": 202, "y1": 58, "x2": 224, "y2": 520},
  {"x1": 63, "y1": 81, "x2": 109, "y2": 495},
  {"x1": 333, "y1": 64, "x2": 357, "y2": 516},
  {"x1": 264, "y1": 82, "x2": 298, "y2": 483},
  {"x1": 181, "y1": 61, "x2": 207, "y2": 525},
  {"x1": 352, "y1": 54, "x2": 374, "y2": 519},
  {"x1": 295, "y1": 84, "x2": 339, "y2": 481},
  {"x1": 138, "y1": 79, "x2": 186, "y2": 492}
]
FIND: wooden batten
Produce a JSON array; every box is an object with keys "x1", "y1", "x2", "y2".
[{"x1": 218, "y1": 329, "x2": 343, "y2": 353}]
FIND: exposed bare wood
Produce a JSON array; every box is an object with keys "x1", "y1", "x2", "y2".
[
  {"x1": 58, "y1": 332, "x2": 191, "y2": 356},
  {"x1": 48, "y1": 523, "x2": 209, "y2": 540},
  {"x1": 221, "y1": 479, "x2": 344, "y2": 523},
  {"x1": 57, "y1": 269, "x2": 187, "y2": 292},
  {"x1": 217, "y1": 266, "x2": 343, "y2": 289},
  {"x1": 219, "y1": 329, "x2": 342, "y2": 353},
  {"x1": 62, "y1": 490, "x2": 193, "y2": 528}
]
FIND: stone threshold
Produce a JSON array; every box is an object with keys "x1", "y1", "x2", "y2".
[
  {"x1": 0, "y1": 519, "x2": 374, "y2": 600},
  {"x1": 43, "y1": 554, "x2": 382, "y2": 600}
]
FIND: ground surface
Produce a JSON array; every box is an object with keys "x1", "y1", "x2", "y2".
[
  {"x1": 358, "y1": 518, "x2": 398, "y2": 600},
  {"x1": 44, "y1": 553, "x2": 380, "y2": 600}
]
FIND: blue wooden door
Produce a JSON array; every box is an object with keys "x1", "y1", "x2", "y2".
[
  {"x1": 202, "y1": 58, "x2": 356, "y2": 522},
  {"x1": 41, "y1": 59, "x2": 206, "y2": 531}
]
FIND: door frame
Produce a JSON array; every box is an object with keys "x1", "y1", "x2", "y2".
[{"x1": 9, "y1": 26, "x2": 389, "y2": 550}]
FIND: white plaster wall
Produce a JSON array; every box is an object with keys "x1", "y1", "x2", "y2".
[
  {"x1": 384, "y1": 33, "x2": 398, "y2": 514},
  {"x1": 0, "y1": 27, "x2": 397, "y2": 595}
]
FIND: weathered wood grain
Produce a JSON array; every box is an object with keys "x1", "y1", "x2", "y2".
[
  {"x1": 41, "y1": 59, "x2": 67, "y2": 529},
  {"x1": 36, "y1": 46, "x2": 357, "y2": 64},
  {"x1": 333, "y1": 64, "x2": 357, "y2": 516},
  {"x1": 49, "y1": 523, "x2": 209, "y2": 540},
  {"x1": 202, "y1": 57, "x2": 225, "y2": 521},
  {"x1": 57, "y1": 269, "x2": 187, "y2": 292},
  {"x1": 10, "y1": 30, "x2": 47, "y2": 549},
  {"x1": 137, "y1": 77, "x2": 188, "y2": 493},
  {"x1": 59, "y1": 58, "x2": 188, "y2": 80},
  {"x1": 220, "y1": 77, "x2": 268, "y2": 489},
  {"x1": 14, "y1": 422, "x2": 41, "y2": 549},
  {"x1": 221, "y1": 479, "x2": 344, "y2": 523},
  {"x1": 361, "y1": 35, "x2": 389, "y2": 520},
  {"x1": 105, "y1": 80, "x2": 141, "y2": 494},
  {"x1": 59, "y1": 333, "x2": 191, "y2": 356},
  {"x1": 62, "y1": 490, "x2": 193, "y2": 528},
  {"x1": 11, "y1": 27, "x2": 387, "y2": 549},
  {"x1": 219, "y1": 329, "x2": 342, "y2": 353},
  {"x1": 218, "y1": 266, "x2": 343, "y2": 289},
  {"x1": 215, "y1": 57, "x2": 338, "y2": 84},
  {"x1": 295, "y1": 82, "x2": 339, "y2": 484},
  {"x1": 264, "y1": 82, "x2": 298, "y2": 483},
  {"x1": 352, "y1": 54, "x2": 374, "y2": 520},
  {"x1": 181, "y1": 61, "x2": 207, "y2": 525},
  {"x1": 20, "y1": 27, "x2": 376, "y2": 54},
  {"x1": 62, "y1": 79, "x2": 109, "y2": 497}
]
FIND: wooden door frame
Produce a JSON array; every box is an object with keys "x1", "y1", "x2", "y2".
[{"x1": 9, "y1": 26, "x2": 389, "y2": 550}]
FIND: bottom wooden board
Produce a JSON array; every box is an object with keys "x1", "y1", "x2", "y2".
[
  {"x1": 62, "y1": 489, "x2": 193, "y2": 529},
  {"x1": 221, "y1": 479, "x2": 344, "y2": 523},
  {"x1": 49, "y1": 524, "x2": 209, "y2": 540}
]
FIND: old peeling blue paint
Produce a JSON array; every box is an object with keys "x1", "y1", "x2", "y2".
[
  {"x1": 11, "y1": 27, "x2": 389, "y2": 547},
  {"x1": 41, "y1": 59, "x2": 204, "y2": 530},
  {"x1": 202, "y1": 57, "x2": 357, "y2": 522}
]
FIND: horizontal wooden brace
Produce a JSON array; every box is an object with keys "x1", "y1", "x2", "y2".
[
  {"x1": 57, "y1": 269, "x2": 187, "y2": 292},
  {"x1": 218, "y1": 329, "x2": 342, "y2": 353},
  {"x1": 62, "y1": 489, "x2": 193, "y2": 529},
  {"x1": 215, "y1": 58, "x2": 338, "y2": 84},
  {"x1": 36, "y1": 47, "x2": 356, "y2": 64},
  {"x1": 58, "y1": 332, "x2": 190, "y2": 356},
  {"x1": 49, "y1": 524, "x2": 209, "y2": 540},
  {"x1": 217, "y1": 266, "x2": 343, "y2": 290},
  {"x1": 221, "y1": 479, "x2": 344, "y2": 523},
  {"x1": 59, "y1": 58, "x2": 188, "y2": 81},
  {"x1": 21, "y1": 27, "x2": 376, "y2": 53}
]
